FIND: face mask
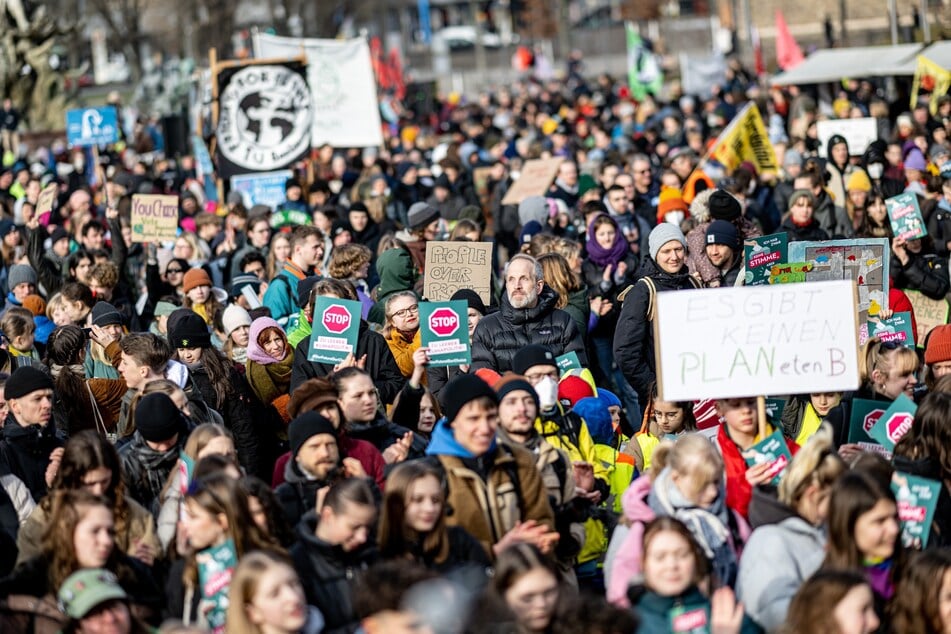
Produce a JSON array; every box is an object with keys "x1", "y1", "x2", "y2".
[
  {"x1": 867, "y1": 163, "x2": 884, "y2": 180},
  {"x1": 73, "y1": 159, "x2": 84, "y2": 171},
  {"x1": 664, "y1": 211, "x2": 685, "y2": 226},
  {"x1": 535, "y1": 377, "x2": 559, "y2": 411}
]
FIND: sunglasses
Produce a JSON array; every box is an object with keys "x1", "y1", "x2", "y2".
[{"x1": 166, "y1": 268, "x2": 184, "y2": 274}]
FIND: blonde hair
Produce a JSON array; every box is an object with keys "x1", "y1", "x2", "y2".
[
  {"x1": 266, "y1": 233, "x2": 291, "y2": 279},
  {"x1": 778, "y1": 423, "x2": 846, "y2": 506},
  {"x1": 225, "y1": 550, "x2": 298, "y2": 634},
  {"x1": 537, "y1": 253, "x2": 580, "y2": 310},
  {"x1": 653, "y1": 433, "x2": 723, "y2": 485},
  {"x1": 328, "y1": 243, "x2": 372, "y2": 279},
  {"x1": 860, "y1": 336, "x2": 919, "y2": 389},
  {"x1": 46, "y1": 292, "x2": 66, "y2": 321}
]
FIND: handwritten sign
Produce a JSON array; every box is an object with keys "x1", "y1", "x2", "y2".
[
  {"x1": 423, "y1": 241, "x2": 493, "y2": 305},
  {"x1": 654, "y1": 280, "x2": 860, "y2": 401},
  {"x1": 817, "y1": 117, "x2": 879, "y2": 158},
  {"x1": 905, "y1": 290, "x2": 950, "y2": 348},
  {"x1": 892, "y1": 471, "x2": 941, "y2": 549},
  {"x1": 130, "y1": 194, "x2": 179, "y2": 242},
  {"x1": 35, "y1": 183, "x2": 57, "y2": 218},
  {"x1": 768, "y1": 262, "x2": 813, "y2": 284},
  {"x1": 868, "y1": 312, "x2": 915, "y2": 349},
  {"x1": 744, "y1": 232, "x2": 787, "y2": 286},
  {"x1": 886, "y1": 192, "x2": 927, "y2": 241},
  {"x1": 501, "y1": 157, "x2": 564, "y2": 205}
]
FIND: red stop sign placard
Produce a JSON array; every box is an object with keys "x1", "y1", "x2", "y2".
[
  {"x1": 322, "y1": 304, "x2": 352, "y2": 334},
  {"x1": 886, "y1": 412, "x2": 913, "y2": 444},
  {"x1": 429, "y1": 307, "x2": 460, "y2": 337},
  {"x1": 863, "y1": 410, "x2": 884, "y2": 434}
]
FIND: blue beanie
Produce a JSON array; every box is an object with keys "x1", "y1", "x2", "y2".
[{"x1": 573, "y1": 396, "x2": 614, "y2": 445}]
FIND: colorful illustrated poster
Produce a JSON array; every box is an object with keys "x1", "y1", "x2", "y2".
[
  {"x1": 892, "y1": 471, "x2": 941, "y2": 549},
  {"x1": 886, "y1": 192, "x2": 927, "y2": 241},
  {"x1": 741, "y1": 430, "x2": 793, "y2": 486},
  {"x1": 744, "y1": 232, "x2": 788, "y2": 286}
]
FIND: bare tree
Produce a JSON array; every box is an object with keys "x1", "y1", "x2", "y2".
[{"x1": 85, "y1": 0, "x2": 148, "y2": 81}]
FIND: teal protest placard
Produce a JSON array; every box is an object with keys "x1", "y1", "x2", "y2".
[
  {"x1": 869, "y1": 393, "x2": 917, "y2": 451},
  {"x1": 886, "y1": 192, "x2": 927, "y2": 241},
  {"x1": 764, "y1": 398, "x2": 786, "y2": 422},
  {"x1": 892, "y1": 471, "x2": 941, "y2": 549},
  {"x1": 308, "y1": 297, "x2": 362, "y2": 364},
  {"x1": 197, "y1": 538, "x2": 238, "y2": 632},
  {"x1": 741, "y1": 430, "x2": 793, "y2": 486},
  {"x1": 419, "y1": 300, "x2": 471, "y2": 367},
  {"x1": 868, "y1": 311, "x2": 915, "y2": 349},
  {"x1": 848, "y1": 398, "x2": 891, "y2": 458},
  {"x1": 744, "y1": 232, "x2": 788, "y2": 286},
  {"x1": 556, "y1": 351, "x2": 582, "y2": 374}
]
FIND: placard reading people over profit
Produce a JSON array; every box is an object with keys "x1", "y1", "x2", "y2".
[
  {"x1": 654, "y1": 280, "x2": 860, "y2": 402},
  {"x1": 424, "y1": 241, "x2": 493, "y2": 305}
]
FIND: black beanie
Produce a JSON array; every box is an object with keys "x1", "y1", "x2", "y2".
[
  {"x1": 135, "y1": 393, "x2": 185, "y2": 443},
  {"x1": 451, "y1": 288, "x2": 487, "y2": 316},
  {"x1": 511, "y1": 344, "x2": 557, "y2": 376},
  {"x1": 297, "y1": 275, "x2": 322, "y2": 309},
  {"x1": 708, "y1": 190, "x2": 742, "y2": 221},
  {"x1": 4, "y1": 366, "x2": 53, "y2": 400},
  {"x1": 91, "y1": 301, "x2": 123, "y2": 327},
  {"x1": 441, "y1": 374, "x2": 499, "y2": 424},
  {"x1": 493, "y1": 374, "x2": 539, "y2": 410},
  {"x1": 288, "y1": 412, "x2": 337, "y2": 456},
  {"x1": 167, "y1": 308, "x2": 211, "y2": 349}
]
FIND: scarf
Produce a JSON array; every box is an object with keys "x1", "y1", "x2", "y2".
[
  {"x1": 231, "y1": 346, "x2": 248, "y2": 364},
  {"x1": 864, "y1": 558, "x2": 895, "y2": 600},
  {"x1": 648, "y1": 466, "x2": 738, "y2": 587},
  {"x1": 586, "y1": 214, "x2": 630, "y2": 268},
  {"x1": 247, "y1": 350, "x2": 294, "y2": 406},
  {"x1": 554, "y1": 177, "x2": 579, "y2": 196}
]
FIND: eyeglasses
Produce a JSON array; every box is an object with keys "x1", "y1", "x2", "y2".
[
  {"x1": 166, "y1": 268, "x2": 184, "y2": 274},
  {"x1": 653, "y1": 410, "x2": 681, "y2": 421},
  {"x1": 524, "y1": 370, "x2": 559, "y2": 384},
  {"x1": 390, "y1": 304, "x2": 419, "y2": 319}
]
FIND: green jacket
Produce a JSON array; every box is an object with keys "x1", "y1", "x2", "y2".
[
  {"x1": 368, "y1": 249, "x2": 419, "y2": 326},
  {"x1": 287, "y1": 309, "x2": 312, "y2": 349}
]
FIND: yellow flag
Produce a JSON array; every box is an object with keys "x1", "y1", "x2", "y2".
[
  {"x1": 911, "y1": 55, "x2": 951, "y2": 115},
  {"x1": 711, "y1": 103, "x2": 779, "y2": 177}
]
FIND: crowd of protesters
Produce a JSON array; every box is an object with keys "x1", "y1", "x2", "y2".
[{"x1": 1, "y1": 50, "x2": 951, "y2": 634}]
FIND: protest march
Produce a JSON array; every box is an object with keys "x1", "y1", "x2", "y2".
[{"x1": 4, "y1": 15, "x2": 951, "y2": 634}]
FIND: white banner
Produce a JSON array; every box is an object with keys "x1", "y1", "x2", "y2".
[
  {"x1": 253, "y1": 33, "x2": 384, "y2": 148},
  {"x1": 817, "y1": 117, "x2": 880, "y2": 158},
  {"x1": 654, "y1": 280, "x2": 860, "y2": 402}
]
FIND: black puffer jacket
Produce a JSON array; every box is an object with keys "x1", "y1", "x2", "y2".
[
  {"x1": 290, "y1": 322, "x2": 406, "y2": 406},
  {"x1": 291, "y1": 512, "x2": 377, "y2": 634},
  {"x1": 0, "y1": 415, "x2": 64, "y2": 502},
  {"x1": 613, "y1": 257, "x2": 699, "y2": 404},
  {"x1": 275, "y1": 459, "x2": 330, "y2": 529},
  {"x1": 346, "y1": 414, "x2": 427, "y2": 460},
  {"x1": 119, "y1": 431, "x2": 185, "y2": 514},
  {"x1": 891, "y1": 251, "x2": 950, "y2": 300},
  {"x1": 470, "y1": 285, "x2": 587, "y2": 373}
]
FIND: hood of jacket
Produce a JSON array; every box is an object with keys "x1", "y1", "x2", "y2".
[
  {"x1": 747, "y1": 487, "x2": 798, "y2": 530},
  {"x1": 621, "y1": 472, "x2": 656, "y2": 523},
  {"x1": 375, "y1": 249, "x2": 418, "y2": 299},
  {"x1": 426, "y1": 417, "x2": 494, "y2": 458},
  {"x1": 499, "y1": 284, "x2": 560, "y2": 325}
]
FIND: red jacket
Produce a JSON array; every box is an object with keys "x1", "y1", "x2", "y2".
[
  {"x1": 271, "y1": 432, "x2": 386, "y2": 491},
  {"x1": 717, "y1": 423, "x2": 799, "y2": 520}
]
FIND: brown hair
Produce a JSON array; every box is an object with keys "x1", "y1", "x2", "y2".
[
  {"x1": 641, "y1": 516, "x2": 709, "y2": 592},
  {"x1": 378, "y1": 461, "x2": 450, "y2": 564},
  {"x1": 894, "y1": 390, "x2": 951, "y2": 484},
  {"x1": 0, "y1": 307, "x2": 34, "y2": 341},
  {"x1": 537, "y1": 253, "x2": 580, "y2": 310},
  {"x1": 888, "y1": 549, "x2": 951, "y2": 633},
  {"x1": 225, "y1": 550, "x2": 300, "y2": 634},
  {"x1": 87, "y1": 261, "x2": 119, "y2": 289},
  {"x1": 824, "y1": 468, "x2": 900, "y2": 570},
  {"x1": 784, "y1": 569, "x2": 871, "y2": 634},
  {"x1": 328, "y1": 243, "x2": 372, "y2": 279},
  {"x1": 119, "y1": 333, "x2": 171, "y2": 373},
  {"x1": 42, "y1": 490, "x2": 116, "y2": 592}
]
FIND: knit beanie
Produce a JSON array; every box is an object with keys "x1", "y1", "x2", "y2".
[
  {"x1": 518, "y1": 196, "x2": 549, "y2": 227},
  {"x1": 512, "y1": 344, "x2": 557, "y2": 376},
  {"x1": 8, "y1": 264, "x2": 36, "y2": 289},
  {"x1": 135, "y1": 393, "x2": 185, "y2": 443},
  {"x1": 905, "y1": 148, "x2": 927, "y2": 171},
  {"x1": 648, "y1": 223, "x2": 687, "y2": 261},
  {"x1": 451, "y1": 288, "x2": 487, "y2": 316},
  {"x1": 925, "y1": 324, "x2": 951, "y2": 365},
  {"x1": 441, "y1": 374, "x2": 499, "y2": 424},
  {"x1": 407, "y1": 202, "x2": 440, "y2": 231},
  {"x1": 287, "y1": 377, "x2": 340, "y2": 420},
  {"x1": 846, "y1": 169, "x2": 872, "y2": 192},
  {"x1": 705, "y1": 220, "x2": 740, "y2": 249},
  {"x1": 288, "y1": 412, "x2": 337, "y2": 457},
  {"x1": 708, "y1": 190, "x2": 742, "y2": 221},
  {"x1": 182, "y1": 268, "x2": 213, "y2": 294},
  {"x1": 558, "y1": 375, "x2": 595, "y2": 408},
  {"x1": 153, "y1": 301, "x2": 178, "y2": 318},
  {"x1": 20, "y1": 295, "x2": 46, "y2": 317},
  {"x1": 474, "y1": 368, "x2": 501, "y2": 386},
  {"x1": 4, "y1": 366, "x2": 53, "y2": 400},
  {"x1": 297, "y1": 276, "x2": 321, "y2": 309},
  {"x1": 91, "y1": 301, "x2": 123, "y2": 327},
  {"x1": 49, "y1": 227, "x2": 70, "y2": 247},
  {"x1": 167, "y1": 308, "x2": 211, "y2": 349},
  {"x1": 493, "y1": 374, "x2": 539, "y2": 410},
  {"x1": 222, "y1": 304, "x2": 252, "y2": 337},
  {"x1": 572, "y1": 396, "x2": 614, "y2": 445},
  {"x1": 519, "y1": 220, "x2": 544, "y2": 245},
  {"x1": 657, "y1": 187, "x2": 689, "y2": 223}
]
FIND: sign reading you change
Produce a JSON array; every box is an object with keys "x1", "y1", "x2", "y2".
[
  {"x1": 130, "y1": 194, "x2": 179, "y2": 242},
  {"x1": 654, "y1": 280, "x2": 860, "y2": 401}
]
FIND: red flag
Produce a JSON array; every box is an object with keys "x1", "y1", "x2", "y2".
[
  {"x1": 387, "y1": 48, "x2": 406, "y2": 99},
  {"x1": 775, "y1": 10, "x2": 805, "y2": 70},
  {"x1": 370, "y1": 36, "x2": 389, "y2": 89},
  {"x1": 751, "y1": 25, "x2": 765, "y2": 76}
]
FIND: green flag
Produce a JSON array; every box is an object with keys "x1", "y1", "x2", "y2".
[{"x1": 626, "y1": 22, "x2": 663, "y2": 101}]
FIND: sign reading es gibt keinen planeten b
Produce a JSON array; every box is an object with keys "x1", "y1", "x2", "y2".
[{"x1": 654, "y1": 280, "x2": 860, "y2": 402}]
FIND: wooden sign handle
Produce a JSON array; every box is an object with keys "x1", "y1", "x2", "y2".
[{"x1": 757, "y1": 395, "x2": 767, "y2": 440}]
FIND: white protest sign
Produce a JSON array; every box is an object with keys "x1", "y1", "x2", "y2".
[
  {"x1": 654, "y1": 280, "x2": 860, "y2": 402},
  {"x1": 817, "y1": 118, "x2": 879, "y2": 158}
]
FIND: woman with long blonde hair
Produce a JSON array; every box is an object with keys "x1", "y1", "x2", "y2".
[{"x1": 225, "y1": 550, "x2": 323, "y2": 634}]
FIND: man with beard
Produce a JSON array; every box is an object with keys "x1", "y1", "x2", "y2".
[
  {"x1": 701, "y1": 220, "x2": 743, "y2": 288},
  {"x1": 471, "y1": 254, "x2": 586, "y2": 373}
]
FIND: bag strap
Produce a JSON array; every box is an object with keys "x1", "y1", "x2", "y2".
[{"x1": 85, "y1": 382, "x2": 110, "y2": 440}]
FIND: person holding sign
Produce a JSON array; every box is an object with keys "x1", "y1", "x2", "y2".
[
  {"x1": 383, "y1": 291, "x2": 423, "y2": 383},
  {"x1": 890, "y1": 232, "x2": 950, "y2": 301}
]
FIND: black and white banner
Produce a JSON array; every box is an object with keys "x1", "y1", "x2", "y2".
[{"x1": 215, "y1": 61, "x2": 313, "y2": 179}]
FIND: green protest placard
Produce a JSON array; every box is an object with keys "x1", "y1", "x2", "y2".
[
  {"x1": 744, "y1": 232, "x2": 788, "y2": 286},
  {"x1": 848, "y1": 398, "x2": 891, "y2": 457},
  {"x1": 768, "y1": 262, "x2": 814, "y2": 284},
  {"x1": 765, "y1": 398, "x2": 786, "y2": 422},
  {"x1": 556, "y1": 351, "x2": 582, "y2": 374},
  {"x1": 742, "y1": 429, "x2": 793, "y2": 486},
  {"x1": 419, "y1": 300, "x2": 470, "y2": 367},
  {"x1": 869, "y1": 393, "x2": 916, "y2": 451},
  {"x1": 197, "y1": 537, "x2": 238, "y2": 632},
  {"x1": 130, "y1": 194, "x2": 179, "y2": 242},
  {"x1": 892, "y1": 471, "x2": 941, "y2": 549},
  {"x1": 868, "y1": 311, "x2": 915, "y2": 349},
  {"x1": 886, "y1": 192, "x2": 927, "y2": 241},
  {"x1": 308, "y1": 297, "x2": 362, "y2": 364}
]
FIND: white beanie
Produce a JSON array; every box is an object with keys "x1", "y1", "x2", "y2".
[
  {"x1": 648, "y1": 223, "x2": 687, "y2": 261},
  {"x1": 222, "y1": 304, "x2": 252, "y2": 336}
]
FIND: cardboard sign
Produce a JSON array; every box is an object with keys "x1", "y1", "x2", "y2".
[
  {"x1": 501, "y1": 157, "x2": 564, "y2": 205},
  {"x1": 744, "y1": 232, "x2": 788, "y2": 286},
  {"x1": 423, "y1": 241, "x2": 493, "y2": 305},
  {"x1": 196, "y1": 538, "x2": 238, "y2": 633},
  {"x1": 886, "y1": 192, "x2": 927, "y2": 241},
  {"x1": 35, "y1": 183, "x2": 57, "y2": 217},
  {"x1": 787, "y1": 238, "x2": 890, "y2": 344},
  {"x1": 308, "y1": 297, "x2": 362, "y2": 364},
  {"x1": 419, "y1": 301, "x2": 471, "y2": 367},
  {"x1": 768, "y1": 262, "x2": 813, "y2": 284},
  {"x1": 654, "y1": 280, "x2": 860, "y2": 402},
  {"x1": 868, "y1": 312, "x2": 915, "y2": 349},
  {"x1": 892, "y1": 471, "x2": 941, "y2": 549},
  {"x1": 869, "y1": 393, "x2": 916, "y2": 451},
  {"x1": 65, "y1": 106, "x2": 119, "y2": 147},
  {"x1": 742, "y1": 429, "x2": 793, "y2": 486},
  {"x1": 848, "y1": 398, "x2": 891, "y2": 458},
  {"x1": 230, "y1": 169, "x2": 292, "y2": 210},
  {"x1": 817, "y1": 117, "x2": 879, "y2": 158},
  {"x1": 130, "y1": 194, "x2": 179, "y2": 242},
  {"x1": 904, "y1": 289, "x2": 950, "y2": 349},
  {"x1": 556, "y1": 351, "x2": 582, "y2": 374}
]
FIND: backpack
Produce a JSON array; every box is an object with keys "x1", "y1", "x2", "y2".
[{"x1": 617, "y1": 275, "x2": 701, "y2": 322}]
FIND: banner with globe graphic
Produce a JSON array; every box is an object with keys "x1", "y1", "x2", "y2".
[{"x1": 215, "y1": 60, "x2": 313, "y2": 179}]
